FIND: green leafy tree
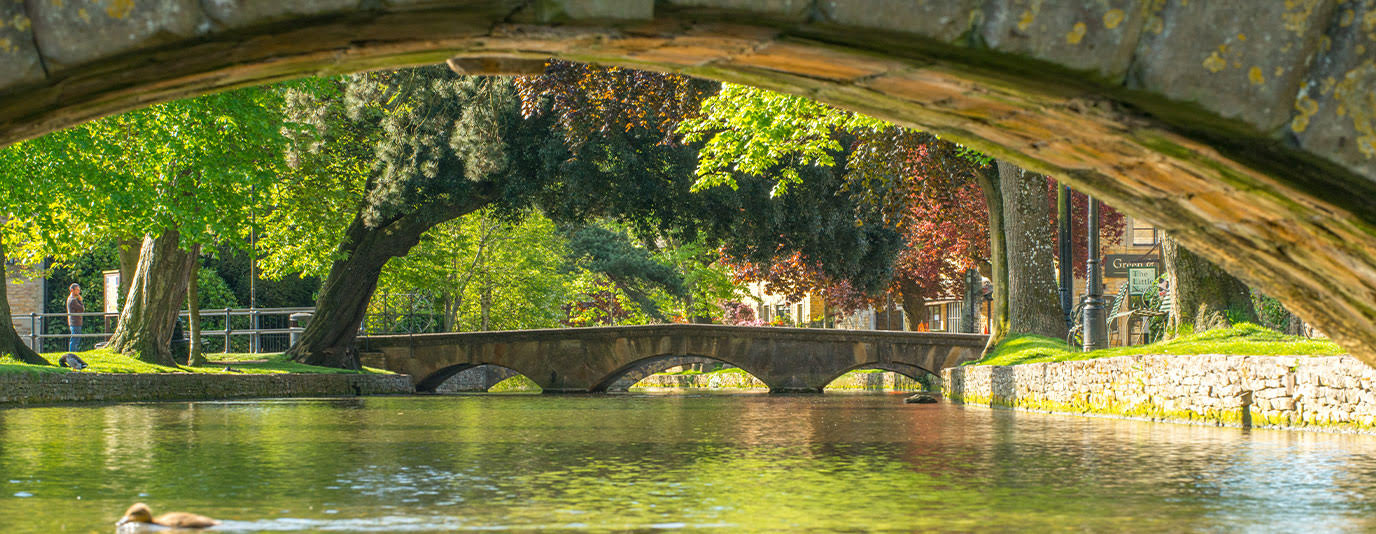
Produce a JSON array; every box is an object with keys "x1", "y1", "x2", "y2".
[
  {"x1": 274, "y1": 63, "x2": 903, "y2": 369},
  {"x1": 375, "y1": 210, "x2": 575, "y2": 332},
  {"x1": 0, "y1": 87, "x2": 284, "y2": 365}
]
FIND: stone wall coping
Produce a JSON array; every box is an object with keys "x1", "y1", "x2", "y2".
[
  {"x1": 0, "y1": 372, "x2": 414, "y2": 407},
  {"x1": 359, "y1": 324, "x2": 989, "y2": 347}
]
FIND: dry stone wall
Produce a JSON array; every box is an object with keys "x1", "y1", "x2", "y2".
[
  {"x1": 943, "y1": 355, "x2": 1376, "y2": 432},
  {"x1": 0, "y1": 372, "x2": 412, "y2": 406}
]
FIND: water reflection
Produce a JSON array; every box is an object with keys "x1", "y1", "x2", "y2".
[{"x1": 2, "y1": 396, "x2": 1375, "y2": 532}]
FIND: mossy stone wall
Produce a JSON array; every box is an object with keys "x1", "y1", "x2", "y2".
[
  {"x1": 0, "y1": 373, "x2": 413, "y2": 406},
  {"x1": 944, "y1": 355, "x2": 1376, "y2": 432}
]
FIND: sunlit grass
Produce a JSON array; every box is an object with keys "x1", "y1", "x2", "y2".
[
  {"x1": 969, "y1": 322, "x2": 1346, "y2": 367},
  {"x1": 0, "y1": 349, "x2": 391, "y2": 375}
]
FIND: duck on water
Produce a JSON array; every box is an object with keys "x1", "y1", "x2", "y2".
[{"x1": 116, "y1": 503, "x2": 219, "y2": 531}]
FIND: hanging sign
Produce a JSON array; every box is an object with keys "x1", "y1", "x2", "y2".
[
  {"x1": 1128, "y1": 267, "x2": 1157, "y2": 296},
  {"x1": 1104, "y1": 254, "x2": 1160, "y2": 278}
]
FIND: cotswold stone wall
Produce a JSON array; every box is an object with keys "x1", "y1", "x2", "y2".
[
  {"x1": 943, "y1": 355, "x2": 1376, "y2": 432},
  {"x1": 0, "y1": 373, "x2": 413, "y2": 406}
]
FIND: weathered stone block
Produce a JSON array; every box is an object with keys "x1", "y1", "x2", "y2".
[
  {"x1": 1130, "y1": 0, "x2": 1337, "y2": 132},
  {"x1": 526, "y1": 0, "x2": 653, "y2": 22},
  {"x1": 818, "y1": 0, "x2": 980, "y2": 44},
  {"x1": 201, "y1": 0, "x2": 359, "y2": 29},
  {"x1": 0, "y1": 0, "x2": 43, "y2": 89},
  {"x1": 28, "y1": 0, "x2": 210, "y2": 71},
  {"x1": 665, "y1": 0, "x2": 810, "y2": 20},
  {"x1": 979, "y1": 0, "x2": 1148, "y2": 81},
  {"x1": 1289, "y1": 0, "x2": 1376, "y2": 180}
]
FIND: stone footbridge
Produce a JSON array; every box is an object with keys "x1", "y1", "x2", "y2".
[{"x1": 357, "y1": 324, "x2": 987, "y2": 393}]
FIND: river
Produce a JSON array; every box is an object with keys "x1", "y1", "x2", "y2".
[{"x1": 2, "y1": 394, "x2": 1375, "y2": 532}]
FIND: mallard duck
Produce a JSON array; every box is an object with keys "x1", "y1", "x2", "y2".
[{"x1": 116, "y1": 503, "x2": 219, "y2": 530}]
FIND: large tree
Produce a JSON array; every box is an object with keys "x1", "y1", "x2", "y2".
[
  {"x1": 1, "y1": 87, "x2": 282, "y2": 365},
  {"x1": 274, "y1": 64, "x2": 902, "y2": 369},
  {"x1": 1163, "y1": 233, "x2": 1258, "y2": 336},
  {"x1": 996, "y1": 161, "x2": 1066, "y2": 342}
]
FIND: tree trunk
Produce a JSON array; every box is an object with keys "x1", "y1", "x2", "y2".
[
  {"x1": 897, "y1": 278, "x2": 927, "y2": 331},
  {"x1": 287, "y1": 190, "x2": 494, "y2": 369},
  {"x1": 116, "y1": 237, "x2": 141, "y2": 304},
  {"x1": 479, "y1": 278, "x2": 492, "y2": 331},
  {"x1": 973, "y1": 164, "x2": 1009, "y2": 353},
  {"x1": 107, "y1": 232, "x2": 199, "y2": 366},
  {"x1": 1163, "y1": 233, "x2": 1258, "y2": 337},
  {"x1": 998, "y1": 161, "x2": 1068, "y2": 341},
  {"x1": 186, "y1": 260, "x2": 206, "y2": 366},
  {"x1": 961, "y1": 267, "x2": 982, "y2": 334},
  {"x1": 1287, "y1": 313, "x2": 1307, "y2": 337},
  {"x1": 0, "y1": 235, "x2": 48, "y2": 365}
]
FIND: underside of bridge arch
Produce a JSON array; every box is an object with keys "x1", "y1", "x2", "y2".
[
  {"x1": 416, "y1": 363, "x2": 536, "y2": 393},
  {"x1": 592, "y1": 354, "x2": 769, "y2": 393},
  {"x1": 820, "y1": 362, "x2": 938, "y2": 393},
  {"x1": 429, "y1": 363, "x2": 535, "y2": 393},
  {"x1": 3, "y1": 2, "x2": 1375, "y2": 362}
]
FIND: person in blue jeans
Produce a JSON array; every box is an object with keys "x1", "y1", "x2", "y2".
[{"x1": 66, "y1": 283, "x2": 84, "y2": 352}]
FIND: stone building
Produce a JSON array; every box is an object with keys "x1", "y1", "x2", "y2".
[{"x1": 4, "y1": 261, "x2": 45, "y2": 350}]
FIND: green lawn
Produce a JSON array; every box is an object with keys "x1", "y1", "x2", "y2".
[
  {"x1": 968, "y1": 323, "x2": 1346, "y2": 367},
  {"x1": 0, "y1": 349, "x2": 390, "y2": 376}
]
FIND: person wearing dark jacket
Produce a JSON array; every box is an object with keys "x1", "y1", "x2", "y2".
[{"x1": 66, "y1": 283, "x2": 84, "y2": 352}]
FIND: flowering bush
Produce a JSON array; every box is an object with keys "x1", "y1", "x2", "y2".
[{"x1": 720, "y1": 301, "x2": 766, "y2": 326}]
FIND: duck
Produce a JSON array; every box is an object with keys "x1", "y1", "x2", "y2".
[{"x1": 116, "y1": 503, "x2": 219, "y2": 530}]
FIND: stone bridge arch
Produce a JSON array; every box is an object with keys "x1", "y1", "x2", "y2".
[
  {"x1": 820, "y1": 361, "x2": 939, "y2": 389},
  {"x1": 359, "y1": 324, "x2": 987, "y2": 393},
  {"x1": 595, "y1": 354, "x2": 750, "y2": 393},
  {"x1": 3, "y1": 1, "x2": 1374, "y2": 361}
]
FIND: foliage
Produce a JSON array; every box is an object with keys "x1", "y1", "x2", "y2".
[
  {"x1": 678, "y1": 83, "x2": 889, "y2": 195},
  {"x1": 515, "y1": 59, "x2": 717, "y2": 150},
  {"x1": 1251, "y1": 291, "x2": 1294, "y2": 332},
  {"x1": 486, "y1": 374, "x2": 542, "y2": 393},
  {"x1": 517, "y1": 61, "x2": 901, "y2": 300},
  {"x1": 720, "y1": 301, "x2": 765, "y2": 326},
  {"x1": 1047, "y1": 180, "x2": 1126, "y2": 278},
  {"x1": 375, "y1": 210, "x2": 575, "y2": 332},
  {"x1": 562, "y1": 285, "x2": 632, "y2": 327},
  {"x1": 565, "y1": 225, "x2": 683, "y2": 320},
  {"x1": 0, "y1": 85, "x2": 286, "y2": 261},
  {"x1": 969, "y1": 323, "x2": 1345, "y2": 367}
]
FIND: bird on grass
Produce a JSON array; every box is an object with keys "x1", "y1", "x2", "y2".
[{"x1": 116, "y1": 503, "x2": 219, "y2": 531}]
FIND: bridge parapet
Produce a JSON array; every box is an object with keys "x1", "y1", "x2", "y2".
[{"x1": 357, "y1": 324, "x2": 987, "y2": 393}]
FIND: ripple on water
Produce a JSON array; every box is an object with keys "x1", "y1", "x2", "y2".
[{"x1": 2, "y1": 396, "x2": 1376, "y2": 532}]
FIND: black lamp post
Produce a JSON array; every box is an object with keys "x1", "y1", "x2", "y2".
[
  {"x1": 1083, "y1": 196, "x2": 1108, "y2": 350},
  {"x1": 1057, "y1": 184, "x2": 1073, "y2": 332}
]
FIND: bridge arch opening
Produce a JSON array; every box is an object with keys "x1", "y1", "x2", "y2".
[
  {"x1": 821, "y1": 363, "x2": 938, "y2": 394},
  {"x1": 420, "y1": 363, "x2": 540, "y2": 394},
  {"x1": 2, "y1": 3, "x2": 1373, "y2": 361},
  {"x1": 594, "y1": 354, "x2": 769, "y2": 394}
]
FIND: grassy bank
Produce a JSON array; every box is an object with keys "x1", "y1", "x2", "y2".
[
  {"x1": 969, "y1": 323, "x2": 1346, "y2": 367},
  {"x1": 0, "y1": 349, "x2": 389, "y2": 376}
]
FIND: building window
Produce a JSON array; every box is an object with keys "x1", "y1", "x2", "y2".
[
  {"x1": 928, "y1": 305, "x2": 943, "y2": 331},
  {"x1": 1131, "y1": 218, "x2": 1158, "y2": 246}
]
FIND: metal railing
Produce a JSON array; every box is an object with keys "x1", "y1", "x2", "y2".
[{"x1": 24, "y1": 306, "x2": 314, "y2": 354}]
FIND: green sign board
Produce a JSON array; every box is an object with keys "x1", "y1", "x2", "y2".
[{"x1": 1128, "y1": 267, "x2": 1157, "y2": 296}]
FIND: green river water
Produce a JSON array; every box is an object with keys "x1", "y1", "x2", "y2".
[{"x1": 3, "y1": 394, "x2": 1376, "y2": 532}]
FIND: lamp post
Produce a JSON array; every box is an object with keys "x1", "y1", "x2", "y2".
[
  {"x1": 1057, "y1": 184, "x2": 1073, "y2": 332},
  {"x1": 1083, "y1": 196, "x2": 1108, "y2": 350}
]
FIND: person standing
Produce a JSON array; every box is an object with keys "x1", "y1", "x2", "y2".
[{"x1": 66, "y1": 283, "x2": 84, "y2": 352}]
